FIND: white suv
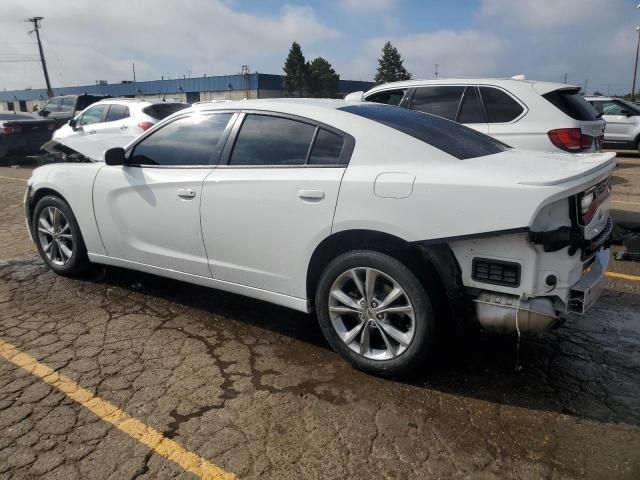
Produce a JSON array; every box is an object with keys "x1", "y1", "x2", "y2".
[
  {"x1": 53, "y1": 98, "x2": 189, "y2": 140},
  {"x1": 357, "y1": 78, "x2": 605, "y2": 153},
  {"x1": 585, "y1": 96, "x2": 640, "y2": 153}
]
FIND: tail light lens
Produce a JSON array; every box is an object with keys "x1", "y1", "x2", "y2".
[
  {"x1": 548, "y1": 128, "x2": 594, "y2": 152},
  {"x1": 138, "y1": 122, "x2": 154, "y2": 131},
  {"x1": 1, "y1": 125, "x2": 21, "y2": 134},
  {"x1": 577, "y1": 177, "x2": 611, "y2": 224}
]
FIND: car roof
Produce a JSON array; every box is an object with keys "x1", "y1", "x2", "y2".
[
  {"x1": 584, "y1": 96, "x2": 614, "y2": 101},
  {"x1": 193, "y1": 98, "x2": 349, "y2": 112},
  {"x1": 364, "y1": 77, "x2": 578, "y2": 96}
]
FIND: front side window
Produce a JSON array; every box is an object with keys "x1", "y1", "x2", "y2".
[
  {"x1": 595, "y1": 100, "x2": 637, "y2": 116},
  {"x1": 105, "y1": 105, "x2": 130, "y2": 122},
  {"x1": 59, "y1": 97, "x2": 75, "y2": 113},
  {"x1": 77, "y1": 105, "x2": 107, "y2": 126},
  {"x1": 457, "y1": 87, "x2": 485, "y2": 124},
  {"x1": 409, "y1": 86, "x2": 465, "y2": 120},
  {"x1": 479, "y1": 87, "x2": 524, "y2": 123},
  {"x1": 229, "y1": 115, "x2": 316, "y2": 166},
  {"x1": 365, "y1": 89, "x2": 407, "y2": 106},
  {"x1": 44, "y1": 98, "x2": 61, "y2": 113},
  {"x1": 130, "y1": 113, "x2": 232, "y2": 166}
]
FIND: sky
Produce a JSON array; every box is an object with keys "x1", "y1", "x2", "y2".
[{"x1": 0, "y1": 0, "x2": 637, "y2": 95}]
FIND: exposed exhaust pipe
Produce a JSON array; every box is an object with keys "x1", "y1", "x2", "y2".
[{"x1": 473, "y1": 292, "x2": 559, "y2": 335}]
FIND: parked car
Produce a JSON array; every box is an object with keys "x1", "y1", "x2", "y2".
[
  {"x1": 352, "y1": 78, "x2": 605, "y2": 153},
  {"x1": 38, "y1": 94, "x2": 109, "y2": 128},
  {"x1": 585, "y1": 96, "x2": 640, "y2": 152},
  {"x1": 0, "y1": 112, "x2": 57, "y2": 159},
  {"x1": 53, "y1": 98, "x2": 190, "y2": 140},
  {"x1": 24, "y1": 100, "x2": 614, "y2": 376}
]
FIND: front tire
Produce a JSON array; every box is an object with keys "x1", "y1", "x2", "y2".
[
  {"x1": 315, "y1": 250, "x2": 435, "y2": 376},
  {"x1": 32, "y1": 195, "x2": 89, "y2": 276}
]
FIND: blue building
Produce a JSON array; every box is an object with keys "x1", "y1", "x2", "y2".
[{"x1": 0, "y1": 73, "x2": 374, "y2": 112}]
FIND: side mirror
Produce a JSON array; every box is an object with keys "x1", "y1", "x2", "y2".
[
  {"x1": 104, "y1": 147, "x2": 126, "y2": 166},
  {"x1": 68, "y1": 118, "x2": 77, "y2": 130},
  {"x1": 620, "y1": 109, "x2": 633, "y2": 117},
  {"x1": 39, "y1": 109, "x2": 48, "y2": 117}
]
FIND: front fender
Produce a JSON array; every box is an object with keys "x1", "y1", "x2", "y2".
[{"x1": 28, "y1": 163, "x2": 106, "y2": 256}]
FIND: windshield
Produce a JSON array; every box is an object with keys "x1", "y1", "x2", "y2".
[{"x1": 339, "y1": 103, "x2": 510, "y2": 160}]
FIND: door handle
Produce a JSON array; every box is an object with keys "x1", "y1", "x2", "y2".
[
  {"x1": 120, "y1": 125, "x2": 128, "y2": 130},
  {"x1": 89, "y1": 129, "x2": 96, "y2": 134},
  {"x1": 177, "y1": 188, "x2": 196, "y2": 199},
  {"x1": 298, "y1": 189, "x2": 324, "y2": 201}
]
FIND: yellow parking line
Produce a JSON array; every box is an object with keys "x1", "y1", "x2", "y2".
[
  {"x1": 606, "y1": 271, "x2": 640, "y2": 282},
  {"x1": 0, "y1": 175, "x2": 27, "y2": 182},
  {"x1": 0, "y1": 339, "x2": 236, "y2": 480},
  {"x1": 611, "y1": 200, "x2": 640, "y2": 206}
]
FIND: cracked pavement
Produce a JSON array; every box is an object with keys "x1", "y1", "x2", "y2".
[{"x1": 1, "y1": 161, "x2": 640, "y2": 479}]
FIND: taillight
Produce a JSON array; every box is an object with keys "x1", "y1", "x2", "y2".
[
  {"x1": 46, "y1": 123, "x2": 56, "y2": 130},
  {"x1": 1, "y1": 125, "x2": 21, "y2": 134},
  {"x1": 138, "y1": 122, "x2": 154, "y2": 131},
  {"x1": 548, "y1": 128, "x2": 594, "y2": 152}
]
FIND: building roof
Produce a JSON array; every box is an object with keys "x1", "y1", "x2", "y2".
[{"x1": 0, "y1": 73, "x2": 374, "y2": 102}]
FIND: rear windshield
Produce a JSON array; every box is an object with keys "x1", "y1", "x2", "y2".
[
  {"x1": 339, "y1": 103, "x2": 510, "y2": 160},
  {"x1": 143, "y1": 103, "x2": 190, "y2": 120},
  {"x1": 543, "y1": 89, "x2": 600, "y2": 121}
]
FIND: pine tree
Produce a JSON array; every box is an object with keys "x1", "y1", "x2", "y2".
[
  {"x1": 282, "y1": 42, "x2": 307, "y2": 96},
  {"x1": 374, "y1": 41, "x2": 412, "y2": 84},
  {"x1": 306, "y1": 57, "x2": 340, "y2": 98}
]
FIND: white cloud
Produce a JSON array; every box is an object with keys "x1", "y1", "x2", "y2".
[
  {"x1": 0, "y1": 0, "x2": 338, "y2": 90},
  {"x1": 340, "y1": 0, "x2": 395, "y2": 12},
  {"x1": 478, "y1": 0, "x2": 613, "y2": 28}
]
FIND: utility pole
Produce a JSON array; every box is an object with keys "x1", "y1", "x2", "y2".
[
  {"x1": 26, "y1": 17, "x2": 53, "y2": 98},
  {"x1": 633, "y1": 26, "x2": 640, "y2": 101},
  {"x1": 564, "y1": 73, "x2": 567, "y2": 84},
  {"x1": 434, "y1": 64, "x2": 439, "y2": 79},
  {"x1": 132, "y1": 62, "x2": 136, "y2": 82}
]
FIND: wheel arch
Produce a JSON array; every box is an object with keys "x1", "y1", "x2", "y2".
[{"x1": 306, "y1": 229, "x2": 468, "y2": 332}]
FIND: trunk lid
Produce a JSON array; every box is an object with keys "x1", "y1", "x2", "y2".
[{"x1": 463, "y1": 149, "x2": 616, "y2": 186}]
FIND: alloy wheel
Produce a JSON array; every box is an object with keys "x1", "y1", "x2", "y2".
[
  {"x1": 328, "y1": 267, "x2": 416, "y2": 360},
  {"x1": 37, "y1": 206, "x2": 74, "y2": 266}
]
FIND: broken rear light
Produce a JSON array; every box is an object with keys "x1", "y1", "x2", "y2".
[
  {"x1": 548, "y1": 128, "x2": 593, "y2": 152},
  {"x1": 138, "y1": 122, "x2": 154, "y2": 131}
]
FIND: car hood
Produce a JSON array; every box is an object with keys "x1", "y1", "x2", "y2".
[
  {"x1": 458, "y1": 149, "x2": 616, "y2": 186},
  {"x1": 42, "y1": 133, "x2": 138, "y2": 162}
]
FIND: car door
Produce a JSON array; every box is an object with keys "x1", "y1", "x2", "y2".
[
  {"x1": 200, "y1": 112, "x2": 353, "y2": 299},
  {"x1": 75, "y1": 104, "x2": 108, "y2": 135},
  {"x1": 592, "y1": 100, "x2": 638, "y2": 145},
  {"x1": 97, "y1": 104, "x2": 132, "y2": 135},
  {"x1": 93, "y1": 112, "x2": 234, "y2": 276},
  {"x1": 408, "y1": 85, "x2": 489, "y2": 134}
]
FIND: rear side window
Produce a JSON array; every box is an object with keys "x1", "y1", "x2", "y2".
[
  {"x1": 457, "y1": 87, "x2": 485, "y2": 124},
  {"x1": 130, "y1": 113, "x2": 232, "y2": 166},
  {"x1": 230, "y1": 115, "x2": 316, "y2": 166},
  {"x1": 105, "y1": 105, "x2": 130, "y2": 122},
  {"x1": 544, "y1": 89, "x2": 599, "y2": 121},
  {"x1": 410, "y1": 86, "x2": 465, "y2": 120},
  {"x1": 339, "y1": 103, "x2": 510, "y2": 160},
  {"x1": 143, "y1": 103, "x2": 190, "y2": 120},
  {"x1": 308, "y1": 129, "x2": 345, "y2": 165},
  {"x1": 479, "y1": 87, "x2": 524, "y2": 123},
  {"x1": 365, "y1": 89, "x2": 406, "y2": 106}
]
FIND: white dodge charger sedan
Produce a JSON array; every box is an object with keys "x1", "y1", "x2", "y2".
[{"x1": 24, "y1": 99, "x2": 614, "y2": 376}]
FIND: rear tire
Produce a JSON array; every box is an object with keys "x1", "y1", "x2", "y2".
[
  {"x1": 32, "y1": 195, "x2": 89, "y2": 276},
  {"x1": 315, "y1": 250, "x2": 435, "y2": 376}
]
